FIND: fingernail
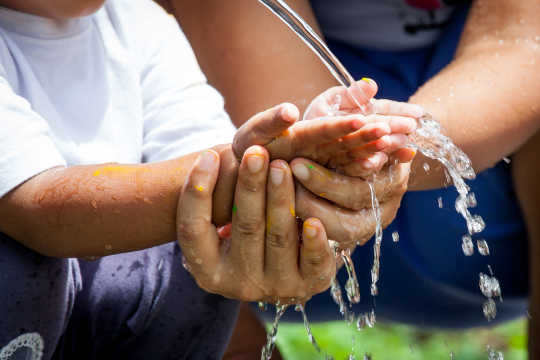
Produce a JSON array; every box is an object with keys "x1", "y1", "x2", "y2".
[
  {"x1": 270, "y1": 166, "x2": 284, "y2": 185},
  {"x1": 247, "y1": 154, "x2": 264, "y2": 173},
  {"x1": 279, "y1": 103, "x2": 298, "y2": 123},
  {"x1": 292, "y1": 163, "x2": 310, "y2": 181},
  {"x1": 361, "y1": 77, "x2": 375, "y2": 86},
  {"x1": 304, "y1": 222, "x2": 317, "y2": 238},
  {"x1": 198, "y1": 150, "x2": 217, "y2": 171}
]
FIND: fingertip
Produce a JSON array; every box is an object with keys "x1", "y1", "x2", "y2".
[
  {"x1": 278, "y1": 103, "x2": 300, "y2": 124},
  {"x1": 244, "y1": 145, "x2": 269, "y2": 158},
  {"x1": 195, "y1": 149, "x2": 220, "y2": 172},
  {"x1": 393, "y1": 147, "x2": 417, "y2": 163},
  {"x1": 303, "y1": 218, "x2": 326, "y2": 247},
  {"x1": 360, "y1": 77, "x2": 378, "y2": 95}
]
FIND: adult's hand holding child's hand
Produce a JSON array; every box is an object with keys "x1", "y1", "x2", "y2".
[{"x1": 177, "y1": 146, "x2": 335, "y2": 304}]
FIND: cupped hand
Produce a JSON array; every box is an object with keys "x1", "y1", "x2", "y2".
[
  {"x1": 290, "y1": 157, "x2": 410, "y2": 247},
  {"x1": 177, "y1": 147, "x2": 336, "y2": 304}
]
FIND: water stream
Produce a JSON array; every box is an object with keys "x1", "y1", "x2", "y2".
[{"x1": 257, "y1": 0, "x2": 501, "y2": 358}]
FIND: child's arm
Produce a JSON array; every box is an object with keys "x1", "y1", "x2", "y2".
[{"x1": 0, "y1": 103, "x2": 370, "y2": 258}]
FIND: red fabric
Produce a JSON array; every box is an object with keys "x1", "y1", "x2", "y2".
[{"x1": 405, "y1": 0, "x2": 443, "y2": 10}]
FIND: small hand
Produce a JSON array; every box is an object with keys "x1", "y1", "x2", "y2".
[
  {"x1": 303, "y1": 79, "x2": 423, "y2": 177},
  {"x1": 177, "y1": 147, "x2": 336, "y2": 303}
]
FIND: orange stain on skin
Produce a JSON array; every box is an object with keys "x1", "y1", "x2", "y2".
[
  {"x1": 289, "y1": 204, "x2": 296, "y2": 217},
  {"x1": 195, "y1": 185, "x2": 204, "y2": 192},
  {"x1": 93, "y1": 165, "x2": 147, "y2": 177}
]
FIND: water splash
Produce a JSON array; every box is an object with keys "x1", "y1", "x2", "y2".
[
  {"x1": 341, "y1": 248, "x2": 361, "y2": 304},
  {"x1": 261, "y1": 304, "x2": 288, "y2": 360},
  {"x1": 487, "y1": 346, "x2": 504, "y2": 360},
  {"x1": 477, "y1": 239, "x2": 490, "y2": 256},
  {"x1": 295, "y1": 304, "x2": 322, "y2": 354},
  {"x1": 479, "y1": 273, "x2": 501, "y2": 299},
  {"x1": 367, "y1": 180, "x2": 383, "y2": 296},
  {"x1": 356, "y1": 310, "x2": 376, "y2": 331},
  {"x1": 392, "y1": 231, "x2": 400, "y2": 243},
  {"x1": 462, "y1": 235, "x2": 474, "y2": 256},
  {"x1": 330, "y1": 276, "x2": 352, "y2": 322}
]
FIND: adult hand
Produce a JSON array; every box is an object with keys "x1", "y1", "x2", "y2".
[
  {"x1": 291, "y1": 158, "x2": 410, "y2": 247},
  {"x1": 177, "y1": 146, "x2": 336, "y2": 304}
]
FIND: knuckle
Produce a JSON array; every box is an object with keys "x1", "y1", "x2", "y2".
[
  {"x1": 178, "y1": 217, "x2": 208, "y2": 242},
  {"x1": 239, "y1": 173, "x2": 263, "y2": 193},
  {"x1": 266, "y1": 232, "x2": 289, "y2": 249},
  {"x1": 235, "y1": 218, "x2": 263, "y2": 237}
]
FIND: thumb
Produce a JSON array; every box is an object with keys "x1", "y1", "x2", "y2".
[{"x1": 232, "y1": 103, "x2": 299, "y2": 159}]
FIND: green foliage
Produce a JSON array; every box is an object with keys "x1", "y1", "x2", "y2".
[{"x1": 273, "y1": 319, "x2": 527, "y2": 359}]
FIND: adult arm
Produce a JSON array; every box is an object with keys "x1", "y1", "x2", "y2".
[{"x1": 167, "y1": 0, "x2": 540, "y2": 190}]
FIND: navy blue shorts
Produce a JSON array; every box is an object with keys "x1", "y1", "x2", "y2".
[
  {"x1": 260, "y1": 5, "x2": 529, "y2": 328},
  {"x1": 0, "y1": 234, "x2": 239, "y2": 360}
]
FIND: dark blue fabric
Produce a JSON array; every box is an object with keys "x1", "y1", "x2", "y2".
[
  {"x1": 258, "y1": 5, "x2": 529, "y2": 328},
  {"x1": 0, "y1": 233, "x2": 239, "y2": 360}
]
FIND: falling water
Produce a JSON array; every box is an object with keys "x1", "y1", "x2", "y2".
[
  {"x1": 295, "y1": 304, "x2": 322, "y2": 354},
  {"x1": 341, "y1": 248, "x2": 361, "y2": 304},
  {"x1": 257, "y1": 0, "x2": 501, "y2": 357},
  {"x1": 261, "y1": 304, "x2": 289, "y2": 360},
  {"x1": 367, "y1": 180, "x2": 383, "y2": 296}
]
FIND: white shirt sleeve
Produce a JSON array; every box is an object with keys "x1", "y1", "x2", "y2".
[
  {"x1": 126, "y1": 0, "x2": 236, "y2": 163},
  {"x1": 0, "y1": 66, "x2": 66, "y2": 198}
]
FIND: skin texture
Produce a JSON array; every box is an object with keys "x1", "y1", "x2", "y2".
[
  {"x1": 166, "y1": 0, "x2": 540, "y2": 358},
  {"x1": 177, "y1": 146, "x2": 336, "y2": 304}
]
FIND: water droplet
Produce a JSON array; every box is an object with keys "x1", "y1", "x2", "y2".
[
  {"x1": 436, "y1": 97, "x2": 441, "y2": 102},
  {"x1": 181, "y1": 255, "x2": 190, "y2": 272},
  {"x1": 356, "y1": 315, "x2": 366, "y2": 331},
  {"x1": 483, "y1": 298, "x2": 497, "y2": 321},
  {"x1": 462, "y1": 235, "x2": 474, "y2": 256},
  {"x1": 423, "y1": 162, "x2": 430, "y2": 172},
  {"x1": 479, "y1": 273, "x2": 501, "y2": 298},
  {"x1": 468, "y1": 215, "x2": 485, "y2": 234},
  {"x1": 195, "y1": 258, "x2": 202, "y2": 265},
  {"x1": 105, "y1": 244, "x2": 112, "y2": 251},
  {"x1": 392, "y1": 231, "x2": 399, "y2": 243},
  {"x1": 437, "y1": 197, "x2": 444, "y2": 208},
  {"x1": 466, "y1": 193, "x2": 477, "y2": 208},
  {"x1": 258, "y1": 302, "x2": 268, "y2": 311},
  {"x1": 477, "y1": 239, "x2": 490, "y2": 255},
  {"x1": 498, "y1": 39, "x2": 504, "y2": 45},
  {"x1": 345, "y1": 277, "x2": 361, "y2": 304},
  {"x1": 157, "y1": 258, "x2": 164, "y2": 272},
  {"x1": 502, "y1": 157, "x2": 511, "y2": 164},
  {"x1": 487, "y1": 345, "x2": 504, "y2": 359}
]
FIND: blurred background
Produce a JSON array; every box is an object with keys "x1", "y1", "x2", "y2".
[{"x1": 274, "y1": 319, "x2": 527, "y2": 359}]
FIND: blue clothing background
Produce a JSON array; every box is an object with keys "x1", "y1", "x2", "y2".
[{"x1": 259, "y1": 5, "x2": 529, "y2": 328}]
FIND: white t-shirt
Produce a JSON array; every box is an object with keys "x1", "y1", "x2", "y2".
[
  {"x1": 310, "y1": 0, "x2": 462, "y2": 51},
  {"x1": 0, "y1": 0, "x2": 236, "y2": 198}
]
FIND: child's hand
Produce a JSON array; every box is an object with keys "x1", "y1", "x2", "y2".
[
  {"x1": 177, "y1": 146, "x2": 335, "y2": 304},
  {"x1": 303, "y1": 79, "x2": 423, "y2": 178},
  {"x1": 232, "y1": 79, "x2": 422, "y2": 179}
]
